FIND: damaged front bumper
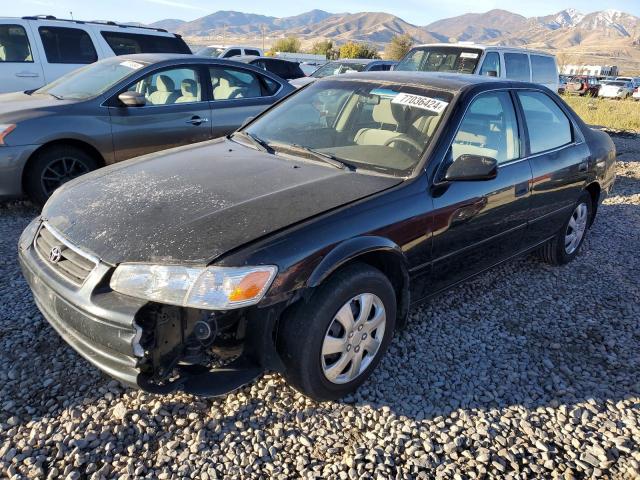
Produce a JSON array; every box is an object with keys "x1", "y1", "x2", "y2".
[{"x1": 18, "y1": 222, "x2": 284, "y2": 396}]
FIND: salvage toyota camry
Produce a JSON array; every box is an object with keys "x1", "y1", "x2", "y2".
[{"x1": 19, "y1": 72, "x2": 616, "y2": 401}]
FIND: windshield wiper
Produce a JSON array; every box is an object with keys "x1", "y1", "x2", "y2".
[
  {"x1": 288, "y1": 144, "x2": 357, "y2": 171},
  {"x1": 230, "y1": 131, "x2": 273, "y2": 153},
  {"x1": 48, "y1": 93, "x2": 64, "y2": 100}
]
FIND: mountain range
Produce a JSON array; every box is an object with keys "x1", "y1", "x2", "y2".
[{"x1": 148, "y1": 8, "x2": 640, "y2": 70}]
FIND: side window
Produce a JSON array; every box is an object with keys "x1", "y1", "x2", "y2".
[
  {"x1": 517, "y1": 91, "x2": 572, "y2": 154},
  {"x1": 128, "y1": 67, "x2": 201, "y2": 105},
  {"x1": 479, "y1": 52, "x2": 500, "y2": 77},
  {"x1": 223, "y1": 49, "x2": 241, "y2": 58},
  {"x1": 101, "y1": 32, "x2": 191, "y2": 55},
  {"x1": 530, "y1": 55, "x2": 557, "y2": 84},
  {"x1": 451, "y1": 91, "x2": 519, "y2": 164},
  {"x1": 245, "y1": 49, "x2": 260, "y2": 56},
  {"x1": 0, "y1": 25, "x2": 33, "y2": 62},
  {"x1": 504, "y1": 53, "x2": 530, "y2": 82},
  {"x1": 38, "y1": 26, "x2": 97, "y2": 64},
  {"x1": 209, "y1": 66, "x2": 275, "y2": 100}
]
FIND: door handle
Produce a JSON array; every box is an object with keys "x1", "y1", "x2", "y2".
[
  {"x1": 186, "y1": 116, "x2": 209, "y2": 125},
  {"x1": 514, "y1": 181, "x2": 529, "y2": 197},
  {"x1": 15, "y1": 72, "x2": 40, "y2": 78}
]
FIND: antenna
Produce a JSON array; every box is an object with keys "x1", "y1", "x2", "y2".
[{"x1": 70, "y1": 11, "x2": 74, "y2": 20}]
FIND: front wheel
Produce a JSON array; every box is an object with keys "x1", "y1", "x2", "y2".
[
  {"x1": 537, "y1": 191, "x2": 592, "y2": 265},
  {"x1": 279, "y1": 263, "x2": 397, "y2": 401},
  {"x1": 24, "y1": 145, "x2": 99, "y2": 206}
]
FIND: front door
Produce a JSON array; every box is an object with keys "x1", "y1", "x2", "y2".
[
  {"x1": 428, "y1": 90, "x2": 532, "y2": 294},
  {"x1": 109, "y1": 65, "x2": 212, "y2": 162}
]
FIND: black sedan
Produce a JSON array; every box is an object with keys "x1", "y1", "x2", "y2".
[
  {"x1": 19, "y1": 72, "x2": 616, "y2": 401},
  {"x1": 231, "y1": 55, "x2": 307, "y2": 81}
]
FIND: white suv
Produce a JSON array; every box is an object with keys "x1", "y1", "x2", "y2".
[
  {"x1": 0, "y1": 16, "x2": 191, "y2": 93},
  {"x1": 396, "y1": 43, "x2": 559, "y2": 92},
  {"x1": 196, "y1": 45, "x2": 263, "y2": 59}
]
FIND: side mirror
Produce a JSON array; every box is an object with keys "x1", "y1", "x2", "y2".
[
  {"x1": 118, "y1": 91, "x2": 146, "y2": 107},
  {"x1": 239, "y1": 116, "x2": 255, "y2": 129},
  {"x1": 445, "y1": 154, "x2": 498, "y2": 182}
]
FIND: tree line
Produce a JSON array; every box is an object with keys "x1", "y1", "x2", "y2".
[{"x1": 268, "y1": 34, "x2": 413, "y2": 60}]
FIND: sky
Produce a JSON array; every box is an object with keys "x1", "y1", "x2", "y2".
[{"x1": 10, "y1": 0, "x2": 640, "y2": 26}]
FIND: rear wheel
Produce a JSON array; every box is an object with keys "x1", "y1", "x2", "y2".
[
  {"x1": 537, "y1": 191, "x2": 592, "y2": 265},
  {"x1": 25, "y1": 145, "x2": 99, "y2": 206},
  {"x1": 279, "y1": 263, "x2": 396, "y2": 401}
]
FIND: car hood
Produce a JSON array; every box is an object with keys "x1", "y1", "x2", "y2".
[
  {"x1": 0, "y1": 91, "x2": 75, "y2": 123},
  {"x1": 42, "y1": 139, "x2": 402, "y2": 265}
]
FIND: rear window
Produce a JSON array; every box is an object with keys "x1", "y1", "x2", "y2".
[
  {"x1": 101, "y1": 31, "x2": 191, "y2": 55},
  {"x1": 530, "y1": 55, "x2": 557, "y2": 84},
  {"x1": 0, "y1": 24, "x2": 33, "y2": 62},
  {"x1": 396, "y1": 47, "x2": 481, "y2": 74},
  {"x1": 39, "y1": 26, "x2": 97, "y2": 64},
  {"x1": 245, "y1": 49, "x2": 261, "y2": 56},
  {"x1": 504, "y1": 53, "x2": 530, "y2": 82}
]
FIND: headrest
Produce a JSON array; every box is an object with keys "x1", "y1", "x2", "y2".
[
  {"x1": 218, "y1": 77, "x2": 231, "y2": 88},
  {"x1": 181, "y1": 79, "x2": 196, "y2": 96},
  {"x1": 156, "y1": 75, "x2": 175, "y2": 92},
  {"x1": 372, "y1": 100, "x2": 396, "y2": 124}
]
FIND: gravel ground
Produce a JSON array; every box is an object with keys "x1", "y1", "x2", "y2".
[{"x1": 1, "y1": 134, "x2": 639, "y2": 479}]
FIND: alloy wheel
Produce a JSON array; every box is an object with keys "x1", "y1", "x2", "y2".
[
  {"x1": 321, "y1": 293, "x2": 386, "y2": 384},
  {"x1": 40, "y1": 157, "x2": 90, "y2": 197},
  {"x1": 565, "y1": 202, "x2": 588, "y2": 255}
]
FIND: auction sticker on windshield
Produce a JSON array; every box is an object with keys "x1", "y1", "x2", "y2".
[
  {"x1": 120, "y1": 60, "x2": 144, "y2": 70},
  {"x1": 391, "y1": 93, "x2": 449, "y2": 113},
  {"x1": 460, "y1": 52, "x2": 479, "y2": 59}
]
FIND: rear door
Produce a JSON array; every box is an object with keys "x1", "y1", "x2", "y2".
[
  {"x1": 515, "y1": 89, "x2": 591, "y2": 245},
  {"x1": 0, "y1": 20, "x2": 44, "y2": 93},
  {"x1": 208, "y1": 65, "x2": 283, "y2": 138},
  {"x1": 428, "y1": 90, "x2": 532, "y2": 292},
  {"x1": 503, "y1": 52, "x2": 531, "y2": 83},
  {"x1": 31, "y1": 23, "x2": 99, "y2": 84},
  {"x1": 108, "y1": 64, "x2": 212, "y2": 161}
]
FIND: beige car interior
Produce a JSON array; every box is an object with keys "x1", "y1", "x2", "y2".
[
  {"x1": 353, "y1": 98, "x2": 439, "y2": 150},
  {"x1": 0, "y1": 36, "x2": 33, "y2": 62},
  {"x1": 176, "y1": 79, "x2": 199, "y2": 103},
  {"x1": 147, "y1": 75, "x2": 180, "y2": 105},
  {"x1": 138, "y1": 72, "x2": 202, "y2": 105},
  {"x1": 212, "y1": 69, "x2": 262, "y2": 100}
]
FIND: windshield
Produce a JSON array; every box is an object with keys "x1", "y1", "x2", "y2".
[
  {"x1": 396, "y1": 46, "x2": 482, "y2": 74},
  {"x1": 197, "y1": 46, "x2": 224, "y2": 57},
  {"x1": 312, "y1": 61, "x2": 369, "y2": 78},
  {"x1": 35, "y1": 57, "x2": 147, "y2": 100},
  {"x1": 242, "y1": 79, "x2": 452, "y2": 176}
]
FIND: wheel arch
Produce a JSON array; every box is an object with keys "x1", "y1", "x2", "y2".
[
  {"x1": 585, "y1": 181, "x2": 601, "y2": 226},
  {"x1": 21, "y1": 139, "x2": 106, "y2": 192},
  {"x1": 307, "y1": 236, "x2": 411, "y2": 327}
]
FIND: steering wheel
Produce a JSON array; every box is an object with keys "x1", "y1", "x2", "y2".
[{"x1": 384, "y1": 135, "x2": 424, "y2": 155}]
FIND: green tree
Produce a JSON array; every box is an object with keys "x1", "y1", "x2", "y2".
[
  {"x1": 270, "y1": 36, "x2": 301, "y2": 54},
  {"x1": 339, "y1": 42, "x2": 379, "y2": 59},
  {"x1": 310, "y1": 39, "x2": 333, "y2": 58},
  {"x1": 384, "y1": 34, "x2": 413, "y2": 60}
]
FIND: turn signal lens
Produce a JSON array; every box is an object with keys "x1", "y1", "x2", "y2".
[{"x1": 228, "y1": 271, "x2": 273, "y2": 302}]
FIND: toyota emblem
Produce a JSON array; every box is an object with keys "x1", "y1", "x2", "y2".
[{"x1": 49, "y1": 246, "x2": 63, "y2": 264}]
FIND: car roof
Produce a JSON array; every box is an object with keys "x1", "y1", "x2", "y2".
[
  {"x1": 320, "y1": 71, "x2": 538, "y2": 93},
  {"x1": 328, "y1": 59, "x2": 376, "y2": 64},
  {"x1": 233, "y1": 55, "x2": 297, "y2": 63},
  {"x1": 410, "y1": 43, "x2": 554, "y2": 57}
]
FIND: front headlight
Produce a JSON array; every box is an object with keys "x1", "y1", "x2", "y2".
[
  {"x1": 0, "y1": 124, "x2": 16, "y2": 146},
  {"x1": 110, "y1": 264, "x2": 278, "y2": 310}
]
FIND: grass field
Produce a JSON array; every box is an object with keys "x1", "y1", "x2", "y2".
[{"x1": 562, "y1": 94, "x2": 640, "y2": 132}]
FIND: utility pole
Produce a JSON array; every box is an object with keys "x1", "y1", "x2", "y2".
[
  {"x1": 222, "y1": 23, "x2": 227, "y2": 47},
  {"x1": 261, "y1": 24, "x2": 266, "y2": 51}
]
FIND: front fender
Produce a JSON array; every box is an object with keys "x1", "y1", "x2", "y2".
[{"x1": 307, "y1": 236, "x2": 408, "y2": 287}]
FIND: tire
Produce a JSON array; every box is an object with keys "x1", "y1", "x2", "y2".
[
  {"x1": 24, "y1": 145, "x2": 99, "y2": 206},
  {"x1": 279, "y1": 263, "x2": 397, "y2": 401},
  {"x1": 537, "y1": 191, "x2": 592, "y2": 266}
]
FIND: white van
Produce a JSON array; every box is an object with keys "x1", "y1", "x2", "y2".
[
  {"x1": 196, "y1": 45, "x2": 263, "y2": 59},
  {"x1": 0, "y1": 16, "x2": 191, "y2": 93},
  {"x1": 396, "y1": 43, "x2": 559, "y2": 92}
]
